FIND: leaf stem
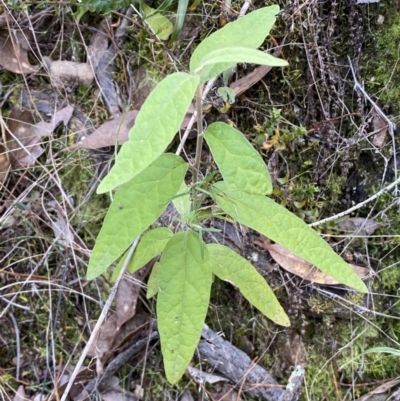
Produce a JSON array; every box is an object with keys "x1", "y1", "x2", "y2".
[{"x1": 192, "y1": 83, "x2": 204, "y2": 186}]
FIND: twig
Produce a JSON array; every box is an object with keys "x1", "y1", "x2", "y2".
[
  {"x1": 9, "y1": 312, "x2": 20, "y2": 381},
  {"x1": 239, "y1": 0, "x2": 252, "y2": 17},
  {"x1": 192, "y1": 83, "x2": 204, "y2": 185},
  {"x1": 59, "y1": 236, "x2": 141, "y2": 401},
  {"x1": 176, "y1": 77, "x2": 217, "y2": 156},
  {"x1": 309, "y1": 174, "x2": 400, "y2": 227}
]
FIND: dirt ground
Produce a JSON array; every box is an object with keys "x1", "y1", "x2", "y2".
[{"x1": 1, "y1": 1, "x2": 400, "y2": 400}]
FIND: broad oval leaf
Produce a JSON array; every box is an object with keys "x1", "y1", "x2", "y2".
[
  {"x1": 204, "y1": 122, "x2": 272, "y2": 195},
  {"x1": 207, "y1": 244, "x2": 290, "y2": 326},
  {"x1": 87, "y1": 154, "x2": 188, "y2": 280},
  {"x1": 213, "y1": 182, "x2": 368, "y2": 293},
  {"x1": 195, "y1": 47, "x2": 287, "y2": 82},
  {"x1": 97, "y1": 72, "x2": 198, "y2": 194},
  {"x1": 111, "y1": 227, "x2": 173, "y2": 282},
  {"x1": 157, "y1": 231, "x2": 212, "y2": 384},
  {"x1": 190, "y1": 5, "x2": 279, "y2": 81}
]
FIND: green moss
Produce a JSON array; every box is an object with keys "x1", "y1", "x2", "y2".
[
  {"x1": 363, "y1": 9, "x2": 400, "y2": 113},
  {"x1": 58, "y1": 149, "x2": 109, "y2": 246}
]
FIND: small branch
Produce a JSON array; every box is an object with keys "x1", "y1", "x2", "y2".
[
  {"x1": 309, "y1": 175, "x2": 400, "y2": 227},
  {"x1": 176, "y1": 77, "x2": 217, "y2": 156},
  {"x1": 192, "y1": 83, "x2": 204, "y2": 185}
]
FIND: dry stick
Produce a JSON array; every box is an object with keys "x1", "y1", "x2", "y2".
[
  {"x1": 192, "y1": 83, "x2": 204, "y2": 185},
  {"x1": 59, "y1": 236, "x2": 141, "y2": 401},
  {"x1": 309, "y1": 174, "x2": 400, "y2": 227},
  {"x1": 176, "y1": 77, "x2": 217, "y2": 156},
  {"x1": 239, "y1": 0, "x2": 253, "y2": 17}
]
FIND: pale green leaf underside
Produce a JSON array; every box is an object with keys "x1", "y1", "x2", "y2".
[
  {"x1": 143, "y1": 4, "x2": 173, "y2": 40},
  {"x1": 111, "y1": 227, "x2": 173, "y2": 282},
  {"x1": 147, "y1": 261, "x2": 161, "y2": 299},
  {"x1": 204, "y1": 122, "x2": 272, "y2": 195},
  {"x1": 196, "y1": 47, "x2": 287, "y2": 82},
  {"x1": 172, "y1": 180, "x2": 191, "y2": 218},
  {"x1": 214, "y1": 182, "x2": 368, "y2": 293},
  {"x1": 190, "y1": 5, "x2": 279, "y2": 80},
  {"x1": 97, "y1": 72, "x2": 198, "y2": 194},
  {"x1": 208, "y1": 244, "x2": 290, "y2": 326},
  {"x1": 87, "y1": 154, "x2": 188, "y2": 280},
  {"x1": 157, "y1": 231, "x2": 212, "y2": 384}
]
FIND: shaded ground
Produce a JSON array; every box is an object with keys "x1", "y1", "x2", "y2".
[{"x1": 1, "y1": 1, "x2": 400, "y2": 400}]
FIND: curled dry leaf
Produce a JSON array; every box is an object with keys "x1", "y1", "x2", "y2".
[
  {"x1": 338, "y1": 217, "x2": 381, "y2": 236},
  {"x1": 187, "y1": 366, "x2": 230, "y2": 385},
  {"x1": 371, "y1": 106, "x2": 388, "y2": 148},
  {"x1": 66, "y1": 105, "x2": 194, "y2": 151},
  {"x1": 66, "y1": 110, "x2": 139, "y2": 150},
  {"x1": 87, "y1": 266, "x2": 151, "y2": 358},
  {"x1": 266, "y1": 243, "x2": 369, "y2": 285},
  {"x1": 0, "y1": 18, "x2": 38, "y2": 74},
  {"x1": 4, "y1": 105, "x2": 73, "y2": 168}
]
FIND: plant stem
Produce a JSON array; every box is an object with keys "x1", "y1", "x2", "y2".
[{"x1": 192, "y1": 83, "x2": 204, "y2": 185}]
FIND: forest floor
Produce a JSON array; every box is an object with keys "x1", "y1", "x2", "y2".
[{"x1": 1, "y1": 1, "x2": 400, "y2": 400}]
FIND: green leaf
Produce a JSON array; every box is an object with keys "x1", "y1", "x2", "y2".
[
  {"x1": 171, "y1": 0, "x2": 189, "y2": 42},
  {"x1": 363, "y1": 347, "x2": 400, "y2": 357},
  {"x1": 147, "y1": 261, "x2": 161, "y2": 299},
  {"x1": 217, "y1": 86, "x2": 235, "y2": 104},
  {"x1": 143, "y1": 3, "x2": 174, "y2": 40},
  {"x1": 172, "y1": 180, "x2": 191, "y2": 218},
  {"x1": 190, "y1": 5, "x2": 279, "y2": 81},
  {"x1": 111, "y1": 227, "x2": 173, "y2": 282},
  {"x1": 87, "y1": 154, "x2": 188, "y2": 280},
  {"x1": 157, "y1": 231, "x2": 212, "y2": 384},
  {"x1": 213, "y1": 182, "x2": 368, "y2": 293},
  {"x1": 204, "y1": 122, "x2": 272, "y2": 195},
  {"x1": 208, "y1": 244, "x2": 290, "y2": 326},
  {"x1": 195, "y1": 47, "x2": 287, "y2": 82},
  {"x1": 97, "y1": 72, "x2": 199, "y2": 194}
]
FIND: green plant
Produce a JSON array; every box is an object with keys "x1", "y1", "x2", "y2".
[{"x1": 86, "y1": 5, "x2": 367, "y2": 384}]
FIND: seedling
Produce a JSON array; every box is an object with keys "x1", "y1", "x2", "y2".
[{"x1": 87, "y1": 5, "x2": 367, "y2": 384}]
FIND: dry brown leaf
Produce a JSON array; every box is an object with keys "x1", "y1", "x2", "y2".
[
  {"x1": 179, "y1": 390, "x2": 195, "y2": 401},
  {"x1": 371, "y1": 107, "x2": 388, "y2": 148},
  {"x1": 187, "y1": 366, "x2": 229, "y2": 385},
  {"x1": 230, "y1": 48, "x2": 282, "y2": 97},
  {"x1": 338, "y1": 217, "x2": 381, "y2": 236},
  {"x1": 130, "y1": 65, "x2": 154, "y2": 110},
  {"x1": 115, "y1": 277, "x2": 140, "y2": 330},
  {"x1": 266, "y1": 243, "x2": 369, "y2": 285},
  {"x1": 47, "y1": 200, "x2": 74, "y2": 245},
  {"x1": 66, "y1": 105, "x2": 194, "y2": 151},
  {"x1": 88, "y1": 314, "x2": 119, "y2": 358},
  {"x1": 5, "y1": 105, "x2": 73, "y2": 167},
  {"x1": 67, "y1": 110, "x2": 139, "y2": 150},
  {"x1": 13, "y1": 386, "x2": 28, "y2": 401},
  {"x1": 0, "y1": 29, "x2": 38, "y2": 74},
  {"x1": 88, "y1": 267, "x2": 151, "y2": 358}
]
